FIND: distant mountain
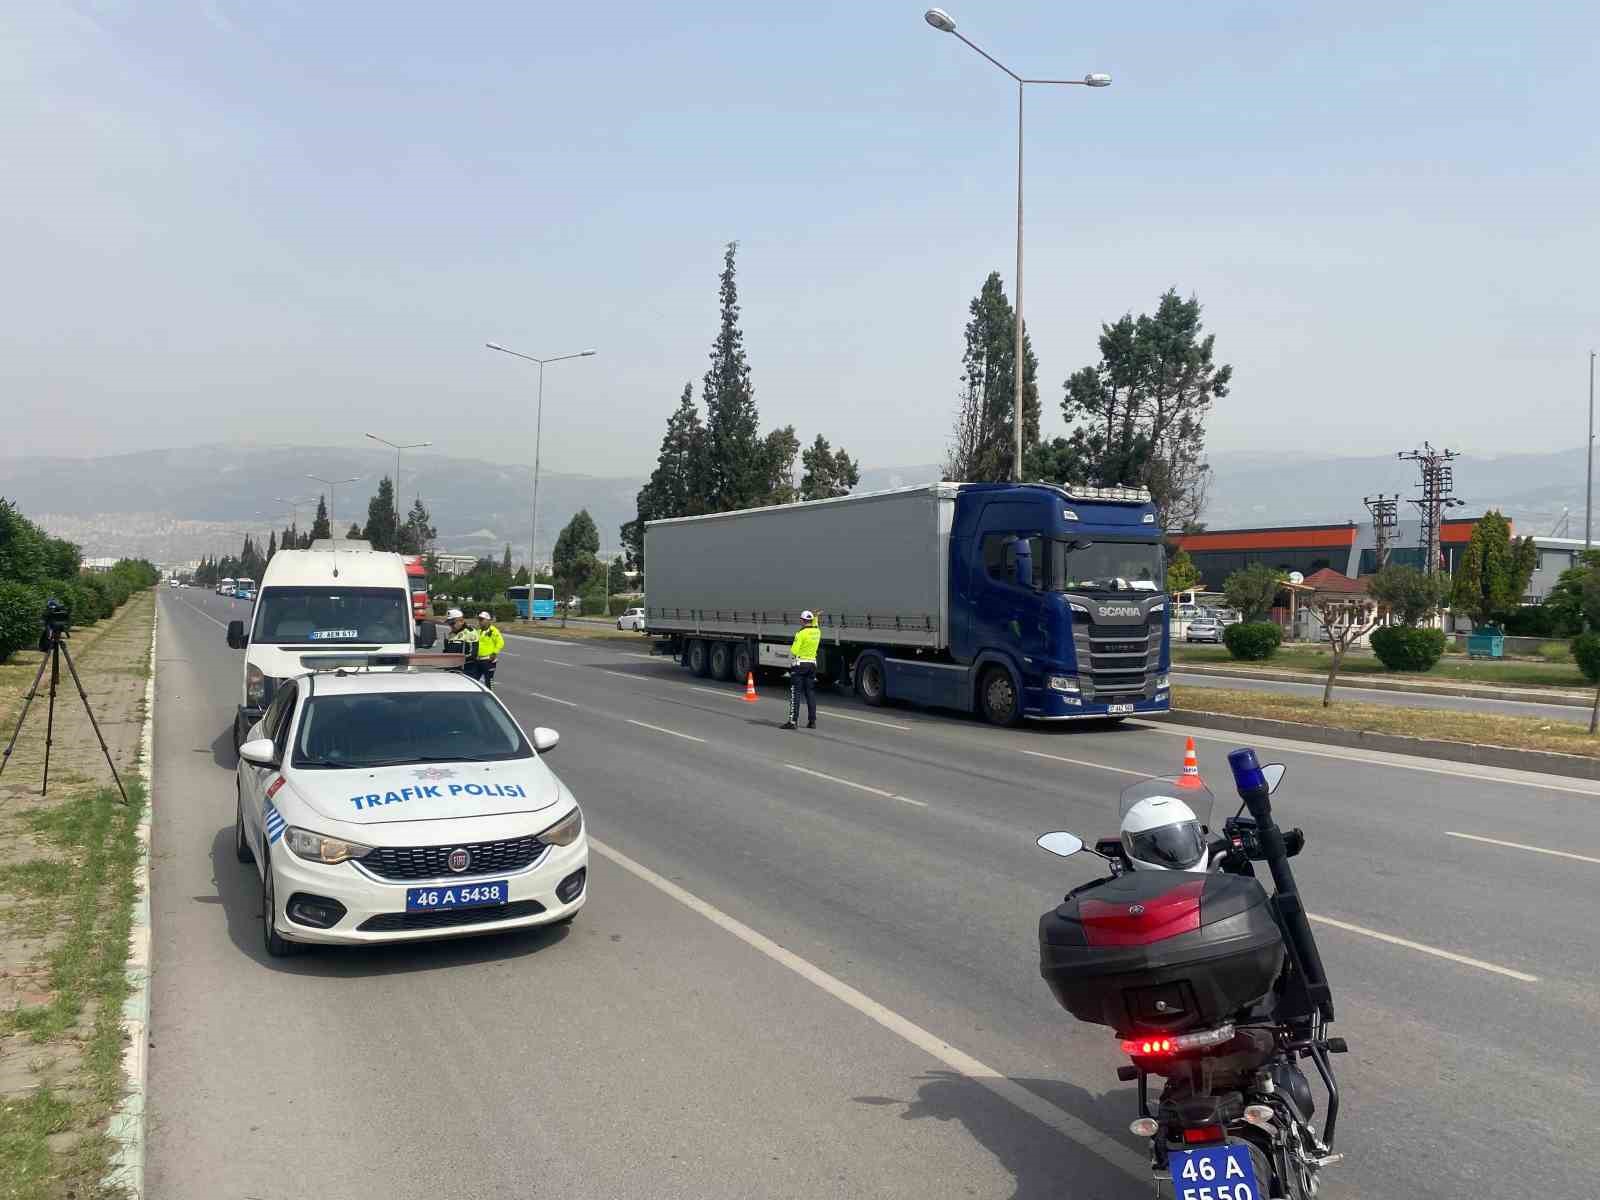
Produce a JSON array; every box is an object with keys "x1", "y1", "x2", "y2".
[{"x1": 2, "y1": 442, "x2": 1580, "y2": 566}]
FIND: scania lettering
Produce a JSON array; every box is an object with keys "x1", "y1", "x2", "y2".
[{"x1": 643, "y1": 483, "x2": 1171, "y2": 726}]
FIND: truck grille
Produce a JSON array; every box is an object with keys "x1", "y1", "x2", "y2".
[
  {"x1": 360, "y1": 835, "x2": 545, "y2": 882},
  {"x1": 1072, "y1": 610, "x2": 1164, "y2": 699}
]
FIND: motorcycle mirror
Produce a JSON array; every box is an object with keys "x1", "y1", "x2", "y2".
[
  {"x1": 1036, "y1": 832, "x2": 1085, "y2": 858},
  {"x1": 1262, "y1": 763, "x2": 1286, "y2": 794}
]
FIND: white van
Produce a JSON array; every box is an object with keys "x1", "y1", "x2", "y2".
[{"x1": 224, "y1": 540, "x2": 436, "y2": 748}]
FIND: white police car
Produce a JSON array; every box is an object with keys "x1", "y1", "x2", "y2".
[{"x1": 233, "y1": 656, "x2": 587, "y2": 955}]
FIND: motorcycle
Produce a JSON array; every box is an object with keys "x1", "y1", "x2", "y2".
[{"x1": 1035, "y1": 748, "x2": 1347, "y2": 1199}]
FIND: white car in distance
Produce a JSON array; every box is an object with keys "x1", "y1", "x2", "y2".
[
  {"x1": 234, "y1": 657, "x2": 587, "y2": 956},
  {"x1": 616, "y1": 607, "x2": 646, "y2": 631}
]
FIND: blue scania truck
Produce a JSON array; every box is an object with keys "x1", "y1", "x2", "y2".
[{"x1": 643, "y1": 482, "x2": 1170, "y2": 725}]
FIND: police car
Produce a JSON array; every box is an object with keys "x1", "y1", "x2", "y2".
[{"x1": 233, "y1": 654, "x2": 587, "y2": 956}]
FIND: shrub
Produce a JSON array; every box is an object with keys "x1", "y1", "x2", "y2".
[
  {"x1": 0, "y1": 580, "x2": 46, "y2": 663},
  {"x1": 1502, "y1": 604, "x2": 1561, "y2": 638},
  {"x1": 1572, "y1": 632, "x2": 1600, "y2": 684},
  {"x1": 1536, "y1": 640, "x2": 1572, "y2": 663},
  {"x1": 491, "y1": 602, "x2": 518, "y2": 623},
  {"x1": 1223, "y1": 565, "x2": 1283, "y2": 623},
  {"x1": 1223, "y1": 621, "x2": 1281, "y2": 661},
  {"x1": 1371, "y1": 625, "x2": 1447, "y2": 672}
]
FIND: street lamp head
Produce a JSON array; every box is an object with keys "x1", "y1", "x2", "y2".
[
  {"x1": 1084, "y1": 73, "x2": 1112, "y2": 87},
  {"x1": 485, "y1": 342, "x2": 505, "y2": 352},
  {"x1": 580, "y1": 349, "x2": 597, "y2": 357},
  {"x1": 924, "y1": 8, "x2": 956, "y2": 33}
]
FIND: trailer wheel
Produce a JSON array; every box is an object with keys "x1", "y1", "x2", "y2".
[
  {"x1": 686, "y1": 639, "x2": 711, "y2": 677},
  {"x1": 732, "y1": 642, "x2": 754, "y2": 681},
  {"x1": 709, "y1": 640, "x2": 735, "y2": 681},
  {"x1": 979, "y1": 667, "x2": 1021, "y2": 727},
  {"x1": 856, "y1": 657, "x2": 886, "y2": 706}
]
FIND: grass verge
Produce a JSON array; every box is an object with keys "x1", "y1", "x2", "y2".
[
  {"x1": 1173, "y1": 644, "x2": 1588, "y2": 690},
  {"x1": 502, "y1": 620, "x2": 650, "y2": 645},
  {"x1": 1172, "y1": 685, "x2": 1600, "y2": 757},
  {"x1": 0, "y1": 782, "x2": 145, "y2": 1200}
]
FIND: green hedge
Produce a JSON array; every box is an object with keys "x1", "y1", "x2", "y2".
[
  {"x1": 1572, "y1": 632, "x2": 1600, "y2": 684},
  {"x1": 1370, "y1": 625, "x2": 1446, "y2": 672},
  {"x1": 1223, "y1": 621, "x2": 1281, "y2": 661},
  {"x1": 491, "y1": 602, "x2": 518, "y2": 623},
  {"x1": 0, "y1": 580, "x2": 47, "y2": 663}
]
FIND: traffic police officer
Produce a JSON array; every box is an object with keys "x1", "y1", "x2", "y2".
[
  {"x1": 443, "y1": 608, "x2": 482, "y2": 679},
  {"x1": 781, "y1": 610, "x2": 821, "y2": 730},
  {"x1": 475, "y1": 609, "x2": 505, "y2": 690}
]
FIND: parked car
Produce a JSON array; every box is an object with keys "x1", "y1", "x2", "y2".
[
  {"x1": 617, "y1": 607, "x2": 646, "y2": 632},
  {"x1": 1185, "y1": 616, "x2": 1223, "y2": 643}
]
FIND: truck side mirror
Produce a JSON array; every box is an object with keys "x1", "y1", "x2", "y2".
[
  {"x1": 415, "y1": 620, "x2": 437, "y2": 649},
  {"x1": 226, "y1": 619, "x2": 247, "y2": 649},
  {"x1": 1007, "y1": 538, "x2": 1036, "y2": 589}
]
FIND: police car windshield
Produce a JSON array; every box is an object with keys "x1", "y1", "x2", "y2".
[
  {"x1": 293, "y1": 692, "x2": 531, "y2": 768},
  {"x1": 252, "y1": 586, "x2": 410, "y2": 645},
  {"x1": 1052, "y1": 540, "x2": 1164, "y2": 594}
]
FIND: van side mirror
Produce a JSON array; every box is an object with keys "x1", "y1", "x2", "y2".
[
  {"x1": 226, "y1": 619, "x2": 247, "y2": 650},
  {"x1": 415, "y1": 620, "x2": 437, "y2": 649}
]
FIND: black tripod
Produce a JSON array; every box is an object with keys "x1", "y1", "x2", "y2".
[{"x1": 0, "y1": 625, "x2": 129, "y2": 804}]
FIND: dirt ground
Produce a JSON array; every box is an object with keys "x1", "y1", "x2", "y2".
[{"x1": 0, "y1": 591, "x2": 153, "y2": 1195}]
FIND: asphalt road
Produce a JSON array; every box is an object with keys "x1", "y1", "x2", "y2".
[{"x1": 149, "y1": 588, "x2": 1600, "y2": 1199}]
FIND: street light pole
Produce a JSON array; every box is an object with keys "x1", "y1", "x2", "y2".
[
  {"x1": 364, "y1": 433, "x2": 433, "y2": 530},
  {"x1": 485, "y1": 342, "x2": 596, "y2": 581},
  {"x1": 1588, "y1": 350, "x2": 1596, "y2": 552},
  {"x1": 923, "y1": 8, "x2": 1110, "y2": 482},
  {"x1": 305, "y1": 475, "x2": 360, "y2": 536}
]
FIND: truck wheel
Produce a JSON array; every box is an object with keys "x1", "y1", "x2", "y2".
[
  {"x1": 686, "y1": 639, "x2": 711, "y2": 677},
  {"x1": 709, "y1": 641, "x2": 734, "y2": 681},
  {"x1": 732, "y1": 642, "x2": 754, "y2": 681},
  {"x1": 979, "y1": 667, "x2": 1021, "y2": 726},
  {"x1": 856, "y1": 657, "x2": 886, "y2": 706}
]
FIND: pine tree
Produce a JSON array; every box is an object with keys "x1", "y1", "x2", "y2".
[
  {"x1": 502, "y1": 543, "x2": 513, "y2": 577},
  {"x1": 761, "y1": 426, "x2": 801, "y2": 504},
  {"x1": 267, "y1": 530, "x2": 277, "y2": 563},
  {"x1": 399, "y1": 498, "x2": 436, "y2": 556},
  {"x1": 362, "y1": 477, "x2": 400, "y2": 551},
  {"x1": 310, "y1": 496, "x2": 331, "y2": 541},
  {"x1": 623, "y1": 382, "x2": 706, "y2": 571},
  {"x1": 345, "y1": 522, "x2": 363, "y2": 540},
  {"x1": 701, "y1": 242, "x2": 765, "y2": 512},
  {"x1": 801, "y1": 434, "x2": 860, "y2": 500},
  {"x1": 944, "y1": 271, "x2": 1038, "y2": 482}
]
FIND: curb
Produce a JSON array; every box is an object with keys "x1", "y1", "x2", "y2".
[
  {"x1": 1146, "y1": 705, "x2": 1600, "y2": 782},
  {"x1": 1173, "y1": 662, "x2": 1591, "y2": 709},
  {"x1": 106, "y1": 598, "x2": 156, "y2": 1197}
]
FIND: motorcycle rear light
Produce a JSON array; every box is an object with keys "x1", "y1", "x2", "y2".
[
  {"x1": 1120, "y1": 1023, "x2": 1234, "y2": 1057},
  {"x1": 1182, "y1": 1124, "x2": 1225, "y2": 1145}
]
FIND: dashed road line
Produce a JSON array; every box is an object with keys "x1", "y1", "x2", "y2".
[
  {"x1": 626, "y1": 719, "x2": 706, "y2": 744},
  {"x1": 784, "y1": 763, "x2": 926, "y2": 807},
  {"x1": 527, "y1": 692, "x2": 579, "y2": 708},
  {"x1": 1307, "y1": 913, "x2": 1539, "y2": 983},
  {"x1": 1020, "y1": 749, "x2": 1148, "y2": 777},
  {"x1": 1445, "y1": 831, "x2": 1600, "y2": 866}
]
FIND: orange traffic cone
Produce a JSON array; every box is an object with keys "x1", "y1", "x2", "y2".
[
  {"x1": 1177, "y1": 736, "x2": 1204, "y2": 788},
  {"x1": 743, "y1": 672, "x2": 759, "y2": 703}
]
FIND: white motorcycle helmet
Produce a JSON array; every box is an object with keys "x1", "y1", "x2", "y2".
[{"x1": 1118, "y1": 778, "x2": 1214, "y2": 872}]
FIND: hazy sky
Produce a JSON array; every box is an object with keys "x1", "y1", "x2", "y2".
[{"x1": 3, "y1": 1, "x2": 1596, "y2": 479}]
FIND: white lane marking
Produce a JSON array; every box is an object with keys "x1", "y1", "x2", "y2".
[
  {"x1": 1306, "y1": 914, "x2": 1539, "y2": 983},
  {"x1": 689, "y1": 685, "x2": 741, "y2": 700},
  {"x1": 626, "y1": 719, "x2": 706, "y2": 744},
  {"x1": 175, "y1": 597, "x2": 227, "y2": 630},
  {"x1": 1021, "y1": 749, "x2": 1148, "y2": 778},
  {"x1": 785, "y1": 763, "x2": 926, "y2": 807},
  {"x1": 623, "y1": 652, "x2": 656, "y2": 659},
  {"x1": 527, "y1": 692, "x2": 579, "y2": 708},
  {"x1": 541, "y1": 658, "x2": 577, "y2": 667},
  {"x1": 589, "y1": 837, "x2": 1139, "y2": 1178},
  {"x1": 1138, "y1": 720, "x2": 1600, "y2": 798},
  {"x1": 1445, "y1": 831, "x2": 1600, "y2": 866}
]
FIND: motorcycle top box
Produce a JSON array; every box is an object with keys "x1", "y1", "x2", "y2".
[{"x1": 1038, "y1": 870, "x2": 1284, "y2": 1035}]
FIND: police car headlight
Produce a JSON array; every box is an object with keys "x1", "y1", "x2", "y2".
[
  {"x1": 283, "y1": 827, "x2": 374, "y2": 865},
  {"x1": 538, "y1": 806, "x2": 583, "y2": 847},
  {"x1": 1048, "y1": 675, "x2": 1081, "y2": 694}
]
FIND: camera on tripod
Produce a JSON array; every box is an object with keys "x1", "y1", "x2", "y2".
[{"x1": 42, "y1": 597, "x2": 71, "y2": 640}]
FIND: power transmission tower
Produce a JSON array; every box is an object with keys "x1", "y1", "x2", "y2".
[
  {"x1": 1398, "y1": 442, "x2": 1462, "y2": 577},
  {"x1": 1362, "y1": 494, "x2": 1399, "y2": 571}
]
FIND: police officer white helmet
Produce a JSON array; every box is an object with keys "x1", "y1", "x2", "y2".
[{"x1": 1117, "y1": 778, "x2": 1213, "y2": 872}]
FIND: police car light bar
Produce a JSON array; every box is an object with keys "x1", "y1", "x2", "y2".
[{"x1": 296, "y1": 652, "x2": 468, "y2": 673}]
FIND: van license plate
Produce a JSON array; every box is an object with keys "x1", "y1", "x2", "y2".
[
  {"x1": 1108, "y1": 703, "x2": 1134, "y2": 715},
  {"x1": 1169, "y1": 1144, "x2": 1259, "y2": 1200}
]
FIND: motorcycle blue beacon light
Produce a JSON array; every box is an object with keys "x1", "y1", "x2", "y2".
[{"x1": 1228, "y1": 747, "x2": 1267, "y2": 796}]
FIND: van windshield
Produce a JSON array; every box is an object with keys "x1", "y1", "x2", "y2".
[
  {"x1": 251, "y1": 586, "x2": 410, "y2": 645},
  {"x1": 1052, "y1": 541, "x2": 1164, "y2": 593}
]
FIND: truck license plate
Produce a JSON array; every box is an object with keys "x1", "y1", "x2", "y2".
[
  {"x1": 1169, "y1": 1144, "x2": 1260, "y2": 1200},
  {"x1": 1108, "y1": 703, "x2": 1134, "y2": 715}
]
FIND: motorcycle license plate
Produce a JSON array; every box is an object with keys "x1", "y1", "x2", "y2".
[
  {"x1": 1108, "y1": 703, "x2": 1135, "y2": 715},
  {"x1": 405, "y1": 881, "x2": 509, "y2": 912},
  {"x1": 1169, "y1": 1144, "x2": 1260, "y2": 1200}
]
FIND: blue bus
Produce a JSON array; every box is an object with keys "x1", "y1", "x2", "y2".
[{"x1": 509, "y1": 583, "x2": 556, "y2": 620}]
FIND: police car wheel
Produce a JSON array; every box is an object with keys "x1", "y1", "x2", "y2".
[
  {"x1": 260, "y1": 851, "x2": 299, "y2": 958},
  {"x1": 234, "y1": 789, "x2": 253, "y2": 864}
]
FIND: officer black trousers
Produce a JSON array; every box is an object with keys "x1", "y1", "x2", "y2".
[{"x1": 789, "y1": 662, "x2": 817, "y2": 727}]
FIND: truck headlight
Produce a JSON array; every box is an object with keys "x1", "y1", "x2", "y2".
[
  {"x1": 539, "y1": 806, "x2": 583, "y2": 847},
  {"x1": 1048, "y1": 675, "x2": 1080, "y2": 694},
  {"x1": 1156, "y1": 674, "x2": 1170, "y2": 690},
  {"x1": 284, "y1": 827, "x2": 373, "y2": 865},
  {"x1": 245, "y1": 663, "x2": 267, "y2": 706}
]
